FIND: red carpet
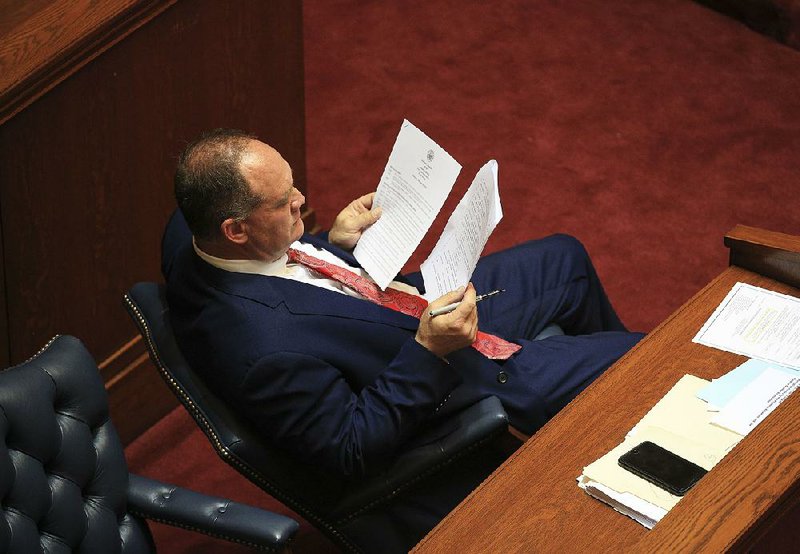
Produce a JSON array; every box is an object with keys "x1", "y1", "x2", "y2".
[{"x1": 126, "y1": 0, "x2": 800, "y2": 551}]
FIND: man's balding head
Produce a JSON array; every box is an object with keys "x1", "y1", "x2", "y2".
[{"x1": 174, "y1": 128, "x2": 261, "y2": 241}]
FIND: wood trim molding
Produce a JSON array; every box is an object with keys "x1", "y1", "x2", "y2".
[
  {"x1": 725, "y1": 224, "x2": 800, "y2": 289},
  {"x1": 302, "y1": 206, "x2": 319, "y2": 234},
  {"x1": 100, "y1": 333, "x2": 177, "y2": 446},
  {"x1": 0, "y1": 0, "x2": 177, "y2": 125}
]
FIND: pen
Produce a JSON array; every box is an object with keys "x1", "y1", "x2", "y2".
[{"x1": 429, "y1": 289, "x2": 506, "y2": 317}]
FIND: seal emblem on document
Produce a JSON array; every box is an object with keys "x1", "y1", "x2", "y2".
[{"x1": 427, "y1": 149, "x2": 434, "y2": 162}]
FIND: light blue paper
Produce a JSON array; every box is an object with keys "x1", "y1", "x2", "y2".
[{"x1": 696, "y1": 358, "x2": 799, "y2": 408}]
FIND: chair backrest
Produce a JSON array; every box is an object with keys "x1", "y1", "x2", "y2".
[
  {"x1": 123, "y1": 283, "x2": 353, "y2": 547},
  {"x1": 0, "y1": 335, "x2": 154, "y2": 554}
]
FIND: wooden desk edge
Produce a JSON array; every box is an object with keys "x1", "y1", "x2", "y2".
[{"x1": 725, "y1": 224, "x2": 800, "y2": 290}]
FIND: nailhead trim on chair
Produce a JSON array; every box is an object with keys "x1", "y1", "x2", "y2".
[
  {"x1": 126, "y1": 507, "x2": 270, "y2": 552},
  {"x1": 0, "y1": 335, "x2": 154, "y2": 553}
]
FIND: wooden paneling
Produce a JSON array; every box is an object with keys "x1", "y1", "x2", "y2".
[
  {"x1": 0, "y1": 0, "x2": 307, "y2": 443},
  {"x1": 0, "y1": 0, "x2": 173, "y2": 125}
]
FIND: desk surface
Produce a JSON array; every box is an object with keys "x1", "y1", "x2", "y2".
[{"x1": 414, "y1": 262, "x2": 800, "y2": 552}]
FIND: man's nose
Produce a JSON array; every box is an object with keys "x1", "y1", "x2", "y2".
[{"x1": 291, "y1": 191, "x2": 305, "y2": 212}]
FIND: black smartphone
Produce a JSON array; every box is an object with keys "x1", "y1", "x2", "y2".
[{"x1": 618, "y1": 441, "x2": 707, "y2": 496}]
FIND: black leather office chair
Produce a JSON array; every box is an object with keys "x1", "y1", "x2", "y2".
[
  {"x1": 124, "y1": 282, "x2": 513, "y2": 552},
  {"x1": 0, "y1": 334, "x2": 298, "y2": 553}
]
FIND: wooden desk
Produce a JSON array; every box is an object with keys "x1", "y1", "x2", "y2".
[{"x1": 414, "y1": 225, "x2": 800, "y2": 552}]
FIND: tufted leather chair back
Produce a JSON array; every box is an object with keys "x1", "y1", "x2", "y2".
[{"x1": 0, "y1": 335, "x2": 154, "y2": 553}]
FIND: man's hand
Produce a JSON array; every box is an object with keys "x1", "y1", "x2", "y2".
[
  {"x1": 329, "y1": 193, "x2": 382, "y2": 251},
  {"x1": 415, "y1": 284, "x2": 478, "y2": 358}
]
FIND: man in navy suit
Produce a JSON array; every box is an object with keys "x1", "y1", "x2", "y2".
[{"x1": 163, "y1": 128, "x2": 642, "y2": 550}]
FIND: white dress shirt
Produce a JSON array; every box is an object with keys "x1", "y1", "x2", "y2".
[{"x1": 193, "y1": 240, "x2": 421, "y2": 298}]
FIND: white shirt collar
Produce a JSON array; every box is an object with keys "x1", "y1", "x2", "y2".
[
  {"x1": 193, "y1": 238, "x2": 290, "y2": 277},
  {"x1": 192, "y1": 237, "x2": 422, "y2": 297}
]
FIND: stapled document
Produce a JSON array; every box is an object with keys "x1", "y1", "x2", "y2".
[
  {"x1": 354, "y1": 120, "x2": 461, "y2": 290},
  {"x1": 693, "y1": 282, "x2": 800, "y2": 370}
]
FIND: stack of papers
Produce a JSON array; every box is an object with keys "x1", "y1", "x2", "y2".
[
  {"x1": 577, "y1": 375, "x2": 744, "y2": 528},
  {"x1": 578, "y1": 365, "x2": 799, "y2": 527}
]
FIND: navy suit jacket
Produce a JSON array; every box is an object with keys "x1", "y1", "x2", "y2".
[{"x1": 161, "y1": 211, "x2": 516, "y2": 479}]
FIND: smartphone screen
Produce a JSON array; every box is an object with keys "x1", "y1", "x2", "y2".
[{"x1": 618, "y1": 441, "x2": 707, "y2": 496}]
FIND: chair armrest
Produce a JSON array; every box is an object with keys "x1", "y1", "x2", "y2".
[
  {"x1": 127, "y1": 474, "x2": 299, "y2": 552},
  {"x1": 331, "y1": 395, "x2": 509, "y2": 520}
]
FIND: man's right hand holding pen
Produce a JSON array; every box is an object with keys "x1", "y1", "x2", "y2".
[{"x1": 415, "y1": 284, "x2": 479, "y2": 358}]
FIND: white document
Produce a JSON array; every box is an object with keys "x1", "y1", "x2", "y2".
[
  {"x1": 420, "y1": 160, "x2": 503, "y2": 300},
  {"x1": 577, "y1": 477, "x2": 665, "y2": 529},
  {"x1": 693, "y1": 282, "x2": 800, "y2": 371},
  {"x1": 354, "y1": 120, "x2": 461, "y2": 290},
  {"x1": 711, "y1": 367, "x2": 799, "y2": 435}
]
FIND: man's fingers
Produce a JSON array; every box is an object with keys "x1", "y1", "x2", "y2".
[
  {"x1": 358, "y1": 192, "x2": 376, "y2": 209},
  {"x1": 430, "y1": 286, "x2": 466, "y2": 309},
  {"x1": 450, "y1": 283, "x2": 476, "y2": 313},
  {"x1": 352, "y1": 208, "x2": 380, "y2": 230}
]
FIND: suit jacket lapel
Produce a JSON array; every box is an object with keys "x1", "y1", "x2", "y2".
[{"x1": 196, "y1": 252, "x2": 420, "y2": 331}]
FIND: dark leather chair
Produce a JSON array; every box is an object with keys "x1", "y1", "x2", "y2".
[
  {"x1": 0, "y1": 334, "x2": 298, "y2": 553},
  {"x1": 124, "y1": 282, "x2": 513, "y2": 552}
]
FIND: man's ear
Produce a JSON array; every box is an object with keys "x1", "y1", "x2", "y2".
[{"x1": 220, "y1": 218, "x2": 249, "y2": 245}]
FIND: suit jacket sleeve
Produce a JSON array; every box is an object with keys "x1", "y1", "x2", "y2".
[{"x1": 238, "y1": 333, "x2": 462, "y2": 479}]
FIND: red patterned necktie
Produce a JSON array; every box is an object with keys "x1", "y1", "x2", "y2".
[{"x1": 287, "y1": 248, "x2": 521, "y2": 360}]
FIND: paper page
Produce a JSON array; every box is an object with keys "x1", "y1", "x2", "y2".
[
  {"x1": 420, "y1": 160, "x2": 502, "y2": 300},
  {"x1": 628, "y1": 375, "x2": 743, "y2": 460},
  {"x1": 693, "y1": 282, "x2": 800, "y2": 370},
  {"x1": 577, "y1": 477, "x2": 664, "y2": 529},
  {"x1": 354, "y1": 120, "x2": 461, "y2": 289},
  {"x1": 696, "y1": 358, "x2": 799, "y2": 410},
  {"x1": 711, "y1": 367, "x2": 800, "y2": 435}
]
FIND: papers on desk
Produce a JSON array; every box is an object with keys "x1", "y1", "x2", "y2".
[
  {"x1": 693, "y1": 282, "x2": 800, "y2": 371},
  {"x1": 698, "y1": 358, "x2": 799, "y2": 435},
  {"x1": 580, "y1": 360, "x2": 799, "y2": 527},
  {"x1": 581, "y1": 283, "x2": 800, "y2": 528},
  {"x1": 354, "y1": 119, "x2": 504, "y2": 292},
  {"x1": 578, "y1": 375, "x2": 744, "y2": 528},
  {"x1": 693, "y1": 282, "x2": 800, "y2": 434}
]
